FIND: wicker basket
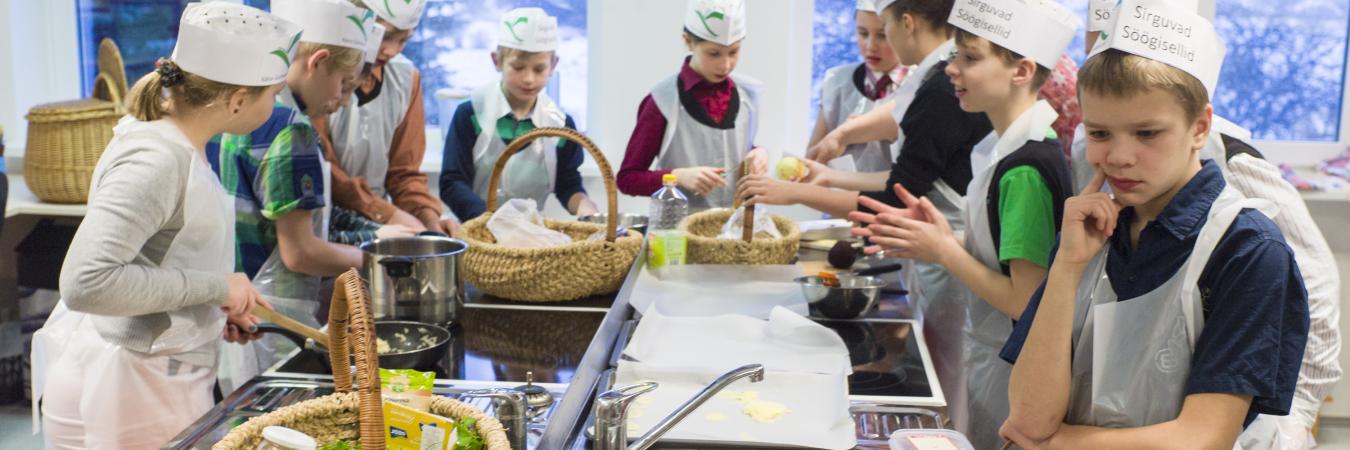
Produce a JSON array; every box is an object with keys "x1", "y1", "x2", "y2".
[
  {"x1": 457, "y1": 127, "x2": 642, "y2": 302},
  {"x1": 678, "y1": 208, "x2": 801, "y2": 265},
  {"x1": 214, "y1": 270, "x2": 511, "y2": 450},
  {"x1": 24, "y1": 39, "x2": 127, "y2": 204}
]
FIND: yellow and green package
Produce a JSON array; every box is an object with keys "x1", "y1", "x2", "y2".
[
  {"x1": 380, "y1": 368, "x2": 435, "y2": 412},
  {"x1": 383, "y1": 401, "x2": 457, "y2": 450}
]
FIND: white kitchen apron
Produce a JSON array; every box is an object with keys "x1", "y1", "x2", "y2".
[
  {"x1": 649, "y1": 73, "x2": 760, "y2": 210},
  {"x1": 328, "y1": 55, "x2": 417, "y2": 199},
  {"x1": 1067, "y1": 186, "x2": 1273, "y2": 450},
  {"x1": 820, "y1": 63, "x2": 894, "y2": 172},
  {"x1": 468, "y1": 81, "x2": 565, "y2": 210},
  {"x1": 32, "y1": 119, "x2": 233, "y2": 448},
  {"x1": 958, "y1": 100, "x2": 1059, "y2": 450}
]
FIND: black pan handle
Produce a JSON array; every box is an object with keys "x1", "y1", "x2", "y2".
[
  {"x1": 855, "y1": 262, "x2": 904, "y2": 277},
  {"x1": 418, "y1": 231, "x2": 449, "y2": 237},
  {"x1": 254, "y1": 324, "x2": 307, "y2": 347}
]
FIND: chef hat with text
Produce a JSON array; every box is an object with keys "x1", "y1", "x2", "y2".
[
  {"x1": 947, "y1": 0, "x2": 1080, "y2": 69},
  {"x1": 364, "y1": 22, "x2": 386, "y2": 64},
  {"x1": 1088, "y1": 0, "x2": 1200, "y2": 32},
  {"x1": 369, "y1": 0, "x2": 426, "y2": 31},
  {"x1": 1090, "y1": 0, "x2": 1225, "y2": 96},
  {"x1": 171, "y1": 2, "x2": 302, "y2": 86},
  {"x1": 498, "y1": 8, "x2": 558, "y2": 52}
]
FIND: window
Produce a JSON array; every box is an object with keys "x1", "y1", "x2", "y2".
[
  {"x1": 76, "y1": 0, "x2": 271, "y2": 97},
  {"x1": 1213, "y1": 0, "x2": 1349, "y2": 142},
  {"x1": 810, "y1": 0, "x2": 861, "y2": 124},
  {"x1": 404, "y1": 0, "x2": 588, "y2": 129},
  {"x1": 75, "y1": 0, "x2": 589, "y2": 131}
]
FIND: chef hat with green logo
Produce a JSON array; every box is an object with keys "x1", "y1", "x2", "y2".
[
  {"x1": 685, "y1": 0, "x2": 747, "y2": 46},
  {"x1": 498, "y1": 8, "x2": 558, "y2": 53},
  {"x1": 364, "y1": 22, "x2": 386, "y2": 64},
  {"x1": 1090, "y1": 0, "x2": 1225, "y2": 96},
  {"x1": 947, "y1": 0, "x2": 1080, "y2": 69},
  {"x1": 272, "y1": 0, "x2": 370, "y2": 51},
  {"x1": 370, "y1": 0, "x2": 426, "y2": 31},
  {"x1": 856, "y1": 0, "x2": 879, "y2": 13},
  {"x1": 171, "y1": 2, "x2": 302, "y2": 86}
]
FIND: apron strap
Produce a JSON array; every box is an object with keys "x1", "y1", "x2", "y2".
[{"x1": 1178, "y1": 188, "x2": 1278, "y2": 346}]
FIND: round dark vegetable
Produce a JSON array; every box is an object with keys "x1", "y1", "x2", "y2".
[{"x1": 827, "y1": 240, "x2": 857, "y2": 269}]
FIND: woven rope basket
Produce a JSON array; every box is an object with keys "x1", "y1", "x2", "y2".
[
  {"x1": 678, "y1": 208, "x2": 801, "y2": 265},
  {"x1": 457, "y1": 127, "x2": 641, "y2": 302},
  {"x1": 214, "y1": 270, "x2": 511, "y2": 450},
  {"x1": 24, "y1": 39, "x2": 127, "y2": 204}
]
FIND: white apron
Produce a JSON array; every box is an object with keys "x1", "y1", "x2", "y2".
[
  {"x1": 819, "y1": 63, "x2": 894, "y2": 172},
  {"x1": 468, "y1": 82, "x2": 566, "y2": 209},
  {"x1": 328, "y1": 55, "x2": 417, "y2": 199},
  {"x1": 958, "y1": 101, "x2": 1059, "y2": 449},
  {"x1": 218, "y1": 89, "x2": 333, "y2": 394},
  {"x1": 32, "y1": 119, "x2": 233, "y2": 448},
  {"x1": 649, "y1": 73, "x2": 760, "y2": 210},
  {"x1": 1067, "y1": 186, "x2": 1275, "y2": 449}
]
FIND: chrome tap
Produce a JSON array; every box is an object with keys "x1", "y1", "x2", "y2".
[
  {"x1": 594, "y1": 364, "x2": 765, "y2": 450},
  {"x1": 462, "y1": 388, "x2": 527, "y2": 450}
]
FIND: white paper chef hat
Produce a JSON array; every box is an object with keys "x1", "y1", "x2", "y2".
[
  {"x1": 875, "y1": 0, "x2": 899, "y2": 14},
  {"x1": 271, "y1": 0, "x2": 370, "y2": 51},
  {"x1": 1090, "y1": 0, "x2": 1225, "y2": 96},
  {"x1": 364, "y1": 22, "x2": 386, "y2": 64},
  {"x1": 947, "y1": 0, "x2": 1080, "y2": 69},
  {"x1": 1088, "y1": 0, "x2": 1200, "y2": 32},
  {"x1": 498, "y1": 8, "x2": 559, "y2": 52},
  {"x1": 685, "y1": 0, "x2": 747, "y2": 46},
  {"x1": 856, "y1": 0, "x2": 879, "y2": 13},
  {"x1": 171, "y1": 2, "x2": 302, "y2": 86},
  {"x1": 370, "y1": 0, "x2": 426, "y2": 31}
]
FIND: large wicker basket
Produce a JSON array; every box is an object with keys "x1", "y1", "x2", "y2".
[
  {"x1": 679, "y1": 208, "x2": 801, "y2": 265},
  {"x1": 457, "y1": 127, "x2": 642, "y2": 302},
  {"x1": 23, "y1": 39, "x2": 127, "y2": 204},
  {"x1": 214, "y1": 270, "x2": 511, "y2": 450}
]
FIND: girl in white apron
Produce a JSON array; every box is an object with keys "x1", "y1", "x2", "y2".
[
  {"x1": 616, "y1": 0, "x2": 767, "y2": 210},
  {"x1": 438, "y1": 8, "x2": 597, "y2": 220},
  {"x1": 214, "y1": 0, "x2": 373, "y2": 395},
  {"x1": 808, "y1": 0, "x2": 906, "y2": 173},
  {"x1": 1003, "y1": 7, "x2": 1309, "y2": 448},
  {"x1": 31, "y1": 4, "x2": 290, "y2": 448}
]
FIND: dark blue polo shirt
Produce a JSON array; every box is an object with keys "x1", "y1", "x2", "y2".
[{"x1": 1001, "y1": 160, "x2": 1309, "y2": 425}]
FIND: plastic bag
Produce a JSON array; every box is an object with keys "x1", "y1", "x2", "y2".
[
  {"x1": 718, "y1": 204, "x2": 782, "y2": 240},
  {"x1": 486, "y1": 199, "x2": 573, "y2": 248}
]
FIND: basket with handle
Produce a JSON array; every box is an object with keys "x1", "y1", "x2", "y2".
[
  {"x1": 23, "y1": 38, "x2": 128, "y2": 204},
  {"x1": 677, "y1": 161, "x2": 801, "y2": 265},
  {"x1": 456, "y1": 127, "x2": 642, "y2": 302},
  {"x1": 213, "y1": 269, "x2": 512, "y2": 450}
]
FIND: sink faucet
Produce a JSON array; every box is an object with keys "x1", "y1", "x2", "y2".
[
  {"x1": 462, "y1": 388, "x2": 527, "y2": 450},
  {"x1": 594, "y1": 364, "x2": 765, "y2": 450}
]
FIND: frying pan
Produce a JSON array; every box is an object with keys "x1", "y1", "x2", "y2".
[{"x1": 253, "y1": 308, "x2": 451, "y2": 370}]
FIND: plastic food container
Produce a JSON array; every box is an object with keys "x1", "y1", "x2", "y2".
[{"x1": 888, "y1": 428, "x2": 976, "y2": 450}]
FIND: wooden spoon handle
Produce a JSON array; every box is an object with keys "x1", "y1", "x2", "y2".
[{"x1": 253, "y1": 306, "x2": 330, "y2": 348}]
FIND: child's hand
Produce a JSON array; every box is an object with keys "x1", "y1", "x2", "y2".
[
  {"x1": 388, "y1": 209, "x2": 428, "y2": 232},
  {"x1": 797, "y1": 159, "x2": 834, "y2": 186},
  {"x1": 807, "y1": 131, "x2": 845, "y2": 163},
  {"x1": 1057, "y1": 172, "x2": 1122, "y2": 267},
  {"x1": 223, "y1": 311, "x2": 263, "y2": 344},
  {"x1": 672, "y1": 167, "x2": 728, "y2": 195},
  {"x1": 745, "y1": 147, "x2": 770, "y2": 176},
  {"x1": 737, "y1": 174, "x2": 800, "y2": 206},
  {"x1": 223, "y1": 273, "x2": 270, "y2": 317},
  {"x1": 854, "y1": 195, "x2": 958, "y2": 264},
  {"x1": 849, "y1": 184, "x2": 932, "y2": 254},
  {"x1": 376, "y1": 224, "x2": 417, "y2": 239}
]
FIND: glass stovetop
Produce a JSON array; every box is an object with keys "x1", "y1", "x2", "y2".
[
  {"x1": 818, "y1": 319, "x2": 935, "y2": 400},
  {"x1": 270, "y1": 306, "x2": 605, "y2": 384}
]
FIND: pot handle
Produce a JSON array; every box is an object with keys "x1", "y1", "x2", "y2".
[{"x1": 379, "y1": 256, "x2": 415, "y2": 278}]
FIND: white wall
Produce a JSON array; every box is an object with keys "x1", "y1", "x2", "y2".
[{"x1": 0, "y1": 0, "x2": 81, "y2": 156}]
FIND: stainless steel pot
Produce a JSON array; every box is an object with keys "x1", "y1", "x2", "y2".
[{"x1": 360, "y1": 234, "x2": 468, "y2": 326}]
